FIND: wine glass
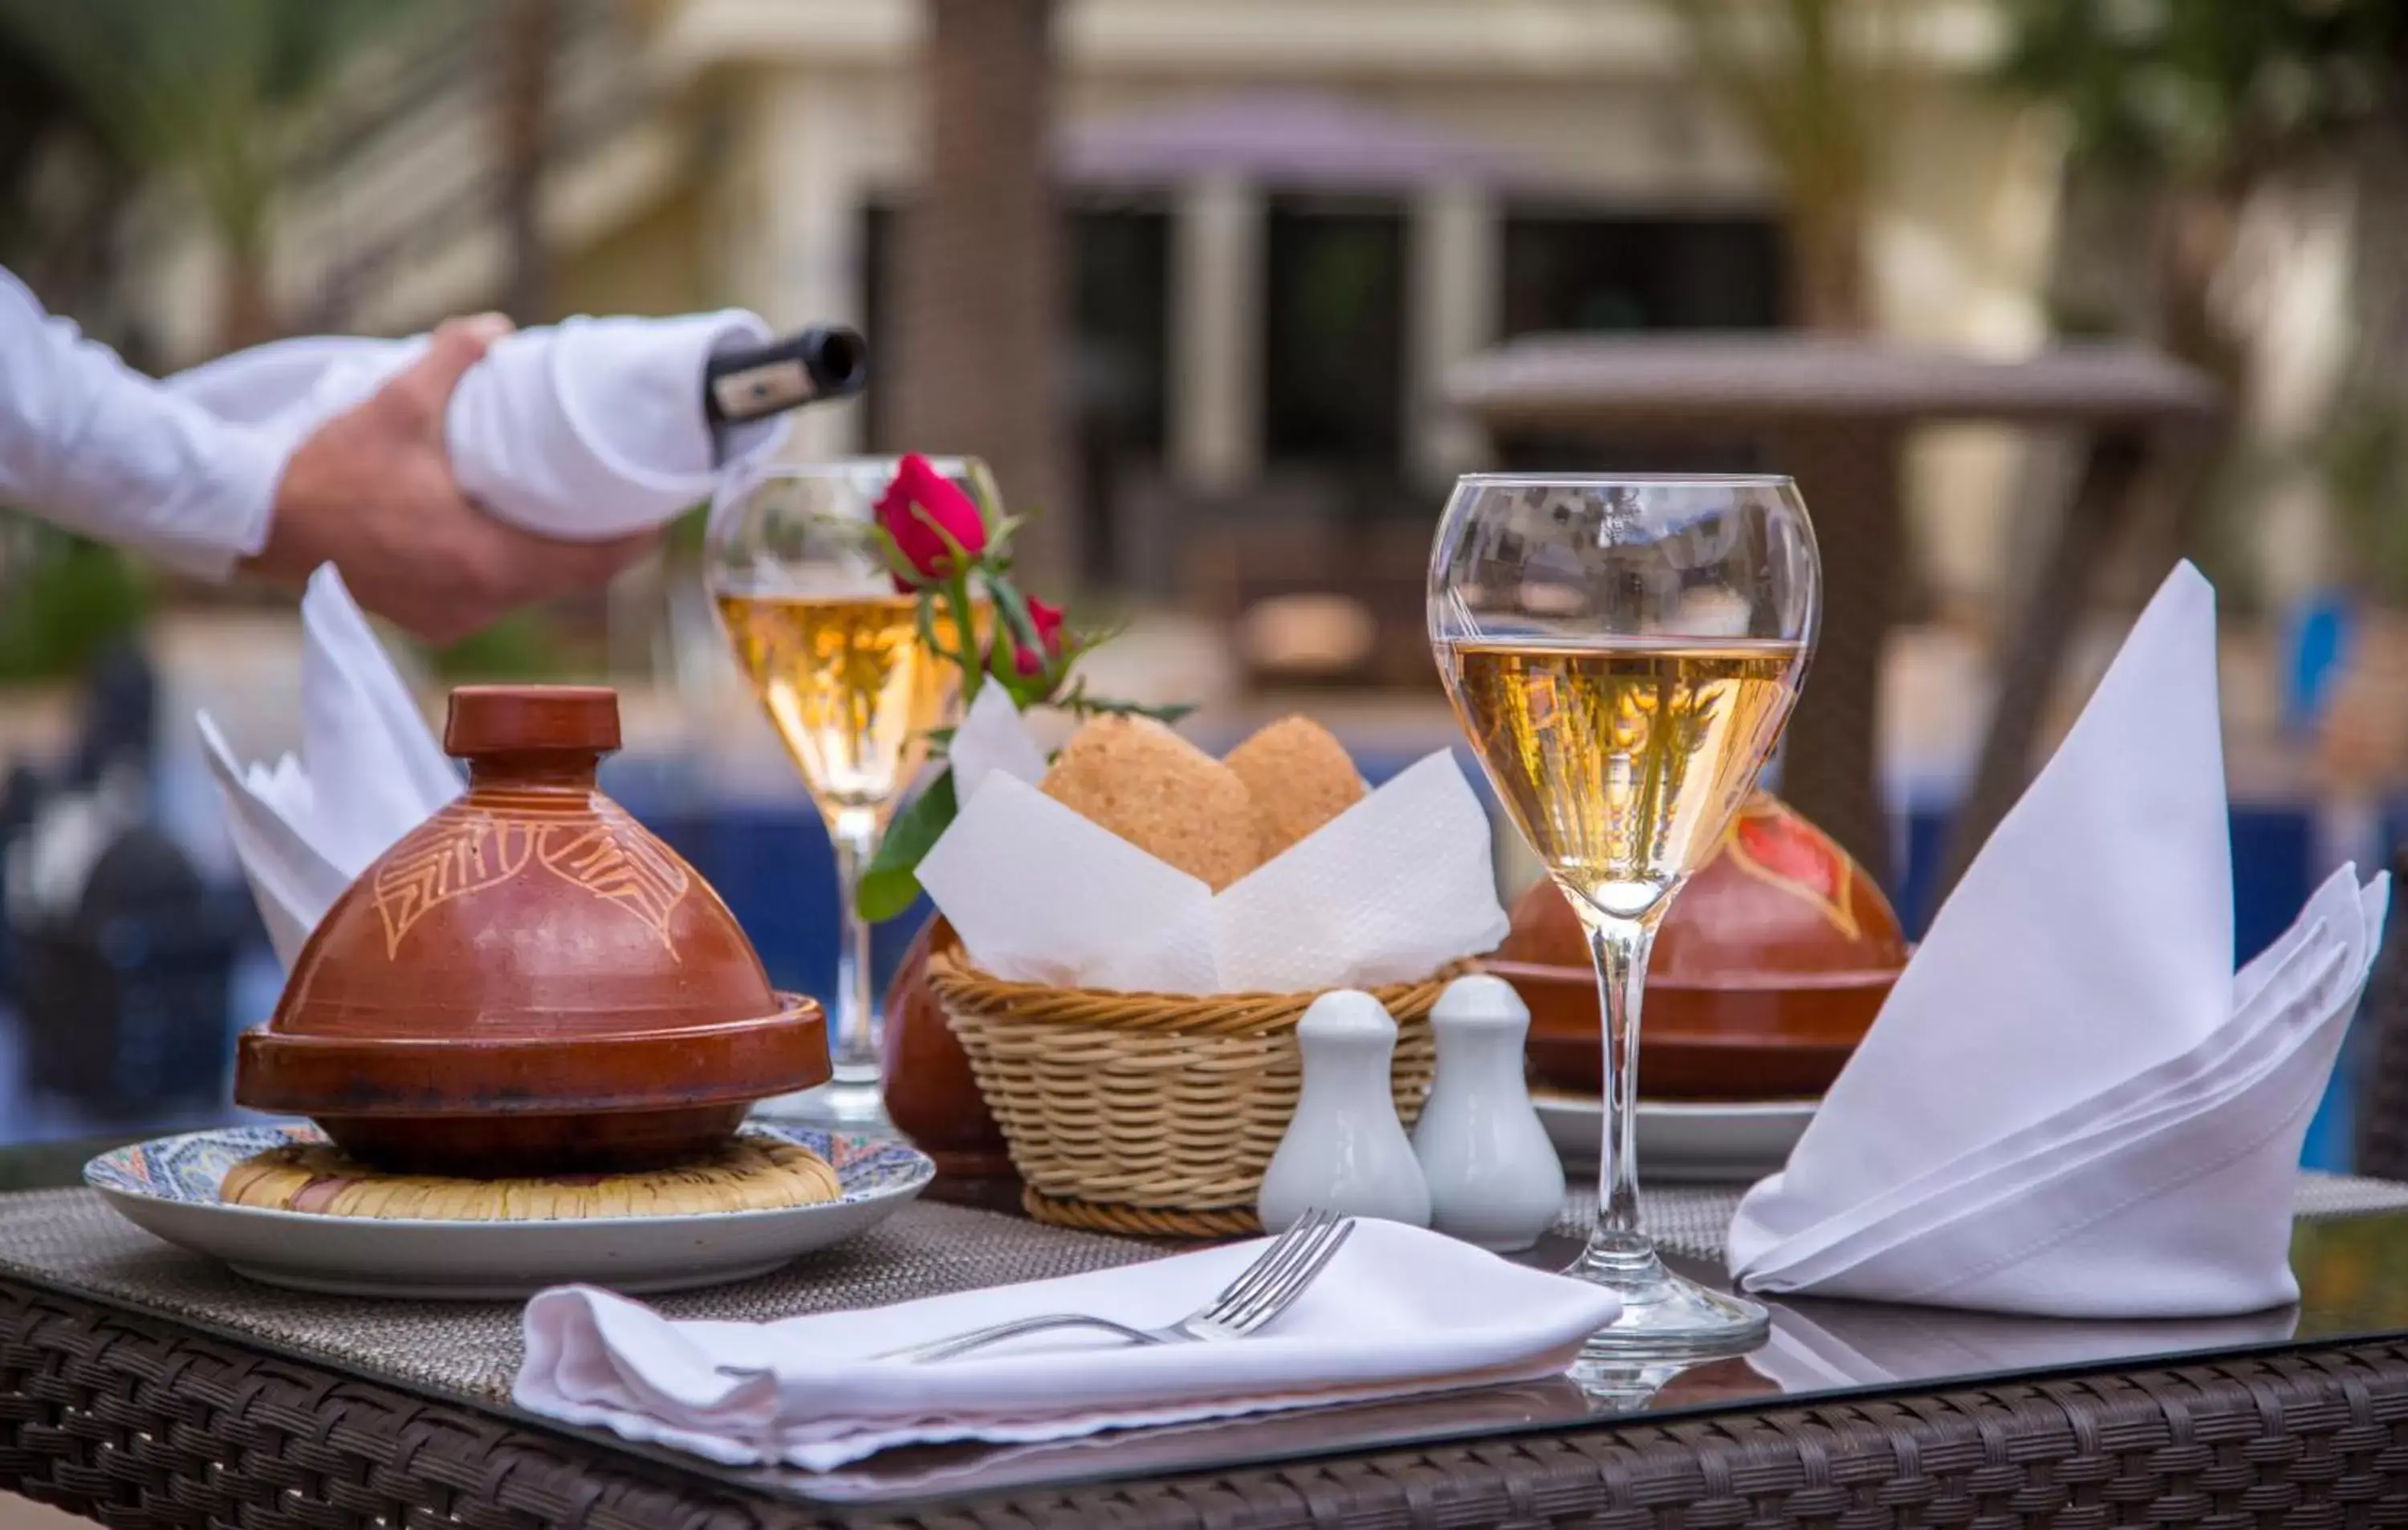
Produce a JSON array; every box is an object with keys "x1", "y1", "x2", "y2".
[
  {"x1": 1430, "y1": 474, "x2": 1820, "y2": 1357},
  {"x1": 706, "y1": 458, "x2": 998, "y2": 1125}
]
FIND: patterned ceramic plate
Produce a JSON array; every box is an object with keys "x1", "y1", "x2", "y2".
[{"x1": 87, "y1": 1122, "x2": 934, "y2": 1299}]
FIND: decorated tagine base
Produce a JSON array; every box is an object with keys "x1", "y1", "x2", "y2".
[
  {"x1": 235, "y1": 686, "x2": 829, "y2": 1177},
  {"x1": 1489, "y1": 791, "x2": 1910, "y2": 1101}
]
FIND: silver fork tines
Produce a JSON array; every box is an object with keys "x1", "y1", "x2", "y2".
[
  {"x1": 1188, "y1": 1209, "x2": 1338, "y2": 1333},
  {"x1": 885, "y1": 1209, "x2": 1355, "y2": 1363},
  {"x1": 1216, "y1": 1215, "x2": 1353, "y2": 1333}
]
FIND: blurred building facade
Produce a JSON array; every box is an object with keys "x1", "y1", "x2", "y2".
[{"x1": 119, "y1": 0, "x2": 2059, "y2": 615}]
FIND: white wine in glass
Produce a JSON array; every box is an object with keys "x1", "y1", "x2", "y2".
[
  {"x1": 707, "y1": 459, "x2": 999, "y2": 1126},
  {"x1": 1430, "y1": 474, "x2": 1820, "y2": 1359},
  {"x1": 715, "y1": 592, "x2": 978, "y2": 828},
  {"x1": 1439, "y1": 637, "x2": 1804, "y2": 919}
]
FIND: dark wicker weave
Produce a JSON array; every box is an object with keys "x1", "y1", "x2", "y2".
[{"x1": 7, "y1": 1276, "x2": 2408, "y2": 1529}]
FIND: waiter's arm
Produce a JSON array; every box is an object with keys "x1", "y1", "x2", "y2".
[{"x1": 0, "y1": 272, "x2": 654, "y2": 643}]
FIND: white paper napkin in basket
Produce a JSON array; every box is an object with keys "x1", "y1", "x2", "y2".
[
  {"x1": 166, "y1": 310, "x2": 786, "y2": 539},
  {"x1": 919, "y1": 696, "x2": 1509, "y2": 993},
  {"x1": 1726, "y1": 563, "x2": 2390, "y2": 1317},
  {"x1": 512, "y1": 1219, "x2": 1620, "y2": 1471},
  {"x1": 197, "y1": 567, "x2": 459, "y2": 966}
]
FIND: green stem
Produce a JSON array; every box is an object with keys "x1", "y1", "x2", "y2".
[{"x1": 944, "y1": 572, "x2": 982, "y2": 703}]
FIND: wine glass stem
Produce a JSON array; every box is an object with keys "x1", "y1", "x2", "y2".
[
  {"x1": 830, "y1": 811, "x2": 881, "y2": 1073},
  {"x1": 1587, "y1": 908, "x2": 1663, "y2": 1273}
]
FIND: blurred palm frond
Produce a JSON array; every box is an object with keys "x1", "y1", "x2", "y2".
[{"x1": 0, "y1": 0, "x2": 417, "y2": 259}]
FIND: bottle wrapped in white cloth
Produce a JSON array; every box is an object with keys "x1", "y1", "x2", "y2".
[{"x1": 165, "y1": 311, "x2": 788, "y2": 539}]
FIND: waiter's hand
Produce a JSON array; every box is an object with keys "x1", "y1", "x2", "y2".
[{"x1": 246, "y1": 313, "x2": 657, "y2": 645}]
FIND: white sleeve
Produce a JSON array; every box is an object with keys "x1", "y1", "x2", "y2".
[{"x1": 0, "y1": 268, "x2": 291, "y2": 578}]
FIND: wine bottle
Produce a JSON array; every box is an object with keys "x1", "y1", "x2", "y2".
[{"x1": 703, "y1": 327, "x2": 870, "y2": 426}]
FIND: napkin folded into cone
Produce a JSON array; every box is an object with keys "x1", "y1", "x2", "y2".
[
  {"x1": 1726, "y1": 563, "x2": 2390, "y2": 1317},
  {"x1": 513, "y1": 1218, "x2": 1620, "y2": 1471},
  {"x1": 917, "y1": 688, "x2": 1510, "y2": 993},
  {"x1": 197, "y1": 568, "x2": 459, "y2": 966},
  {"x1": 167, "y1": 310, "x2": 786, "y2": 539}
]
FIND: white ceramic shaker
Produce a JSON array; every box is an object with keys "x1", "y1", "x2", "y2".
[
  {"x1": 1411, "y1": 974, "x2": 1565, "y2": 1251},
  {"x1": 1258, "y1": 990, "x2": 1432, "y2": 1231}
]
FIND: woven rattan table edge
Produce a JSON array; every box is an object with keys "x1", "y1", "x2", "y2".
[{"x1": 7, "y1": 1275, "x2": 2408, "y2": 1530}]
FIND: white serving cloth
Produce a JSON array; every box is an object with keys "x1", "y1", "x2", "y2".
[{"x1": 168, "y1": 310, "x2": 786, "y2": 539}]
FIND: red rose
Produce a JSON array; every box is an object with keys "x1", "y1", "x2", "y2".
[
  {"x1": 1011, "y1": 597, "x2": 1067, "y2": 676},
  {"x1": 875, "y1": 454, "x2": 987, "y2": 585}
]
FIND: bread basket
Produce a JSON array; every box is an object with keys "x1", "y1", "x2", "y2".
[{"x1": 925, "y1": 947, "x2": 1465, "y2": 1236}]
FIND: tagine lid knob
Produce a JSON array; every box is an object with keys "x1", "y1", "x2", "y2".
[{"x1": 444, "y1": 684, "x2": 622, "y2": 758}]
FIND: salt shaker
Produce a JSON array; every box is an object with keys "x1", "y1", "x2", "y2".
[
  {"x1": 1258, "y1": 990, "x2": 1431, "y2": 1231},
  {"x1": 1412, "y1": 974, "x2": 1564, "y2": 1251}
]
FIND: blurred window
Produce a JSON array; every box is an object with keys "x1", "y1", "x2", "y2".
[
  {"x1": 860, "y1": 202, "x2": 894, "y2": 450},
  {"x1": 1262, "y1": 196, "x2": 1405, "y2": 472},
  {"x1": 1495, "y1": 209, "x2": 1782, "y2": 474},
  {"x1": 1072, "y1": 197, "x2": 1169, "y2": 456},
  {"x1": 861, "y1": 199, "x2": 1169, "y2": 584},
  {"x1": 1071, "y1": 197, "x2": 1170, "y2": 585},
  {"x1": 1500, "y1": 209, "x2": 1783, "y2": 336}
]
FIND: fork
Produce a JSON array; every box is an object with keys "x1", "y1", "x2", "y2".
[{"x1": 883, "y1": 1210, "x2": 1356, "y2": 1364}]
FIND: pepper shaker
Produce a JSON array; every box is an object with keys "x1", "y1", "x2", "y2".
[
  {"x1": 1258, "y1": 990, "x2": 1431, "y2": 1231},
  {"x1": 1412, "y1": 974, "x2": 1564, "y2": 1251}
]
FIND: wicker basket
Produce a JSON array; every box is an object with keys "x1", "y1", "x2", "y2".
[{"x1": 926, "y1": 948, "x2": 1463, "y2": 1237}]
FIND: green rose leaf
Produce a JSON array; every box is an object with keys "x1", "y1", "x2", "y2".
[{"x1": 854, "y1": 768, "x2": 959, "y2": 924}]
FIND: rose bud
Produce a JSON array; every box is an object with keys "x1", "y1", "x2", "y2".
[
  {"x1": 874, "y1": 454, "x2": 988, "y2": 585},
  {"x1": 1011, "y1": 597, "x2": 1068, "y2": 677}
]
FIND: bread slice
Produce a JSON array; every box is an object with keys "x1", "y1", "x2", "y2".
[
  {"x1": 1039, "y1": 715, "x2": 1260, "y2": 889},
  {"x1": 1224, "y1": 715, "x2": 1366, "y2": 861}
]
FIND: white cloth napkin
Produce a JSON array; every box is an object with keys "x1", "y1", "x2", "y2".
[
  {"x1": 166, "y1": 311, "x2": 785, "y2": 539},
  {"x1": 920, "y1": 694, "x2": 1509, "y2": 993},
  {"x1": 513, "y1": 1218, "x2": 1619, "y2": 1471},
  {"x1": 197, "y1": 568, "x2": 460, "y2": 966},
  {"x1": 1726, "y1": 562, "x2": 2391, "y2": 1317}
]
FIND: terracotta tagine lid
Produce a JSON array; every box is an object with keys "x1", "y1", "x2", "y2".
[
  {"x1": 1490, "y1": 791, "x2": 1908, "y2": 1100},
  {"x1": 234, "y1": 685, "x2": 829, "y2": 1175}
]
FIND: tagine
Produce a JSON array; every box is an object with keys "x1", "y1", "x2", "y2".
[
  {"x1": 234, "y1": 685, "x2": 829, "y2": 1176},
  {"x1": 1490, "y1": 791, "x2": 1908, "y2": 1099}
]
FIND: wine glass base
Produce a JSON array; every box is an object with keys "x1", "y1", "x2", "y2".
[
  {"x1": 1564, "y1": 1356, "x2": 1694, "y2": 1412},
  {"x1": 1564, "y1": 1239, "x2": 1769, "y2": 1361},
  {"x1": 753, "y1": 1065, "x2": 891, "y2": 1132}
]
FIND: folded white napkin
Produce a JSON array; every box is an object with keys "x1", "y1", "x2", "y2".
[
  {"x1": 166, "y1": 311, "x2": 785, "y2": 539},
  {"x1": 1726, "y1": 563, "x2": 2391, "y2": 1317},
  {"x1": 197, "y1": 568, "x2": 460, "y2": 966},
  {"x1": 513, "y1": 1218, "x2": 1619, "y2": 1471}
]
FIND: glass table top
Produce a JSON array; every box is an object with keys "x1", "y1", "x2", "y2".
[{"x1": 752, "y1": 1213, "x2": 2408, "y2": 1504}]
